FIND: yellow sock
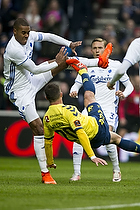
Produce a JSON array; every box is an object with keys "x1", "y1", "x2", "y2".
[{"x1": 78, "y1": 68, "x2": 87, "y2": 76}]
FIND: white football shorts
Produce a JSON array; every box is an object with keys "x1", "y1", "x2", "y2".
[{"x1": 13, "y1": 71, "x2": 53, "y2": 123}]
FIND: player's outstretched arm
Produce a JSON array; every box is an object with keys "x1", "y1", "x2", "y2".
[{"x1": 76, "y1": 129, "x2": 108, "y2": 166}]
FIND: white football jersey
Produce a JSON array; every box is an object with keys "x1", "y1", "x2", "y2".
[
  {"x1": 3, "y1": 31, "x2": 71, "y2": 106},
  {"x1": 3, "y1": 31, "x2": 71, "y2": 122},
  {"x1": 4, "y1": 31, "x2": 45, "y2": 91}
]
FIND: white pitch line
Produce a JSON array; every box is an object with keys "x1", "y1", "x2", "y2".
[{"x1": 36, "y1": 202, "x2": 140, "y2": 210}]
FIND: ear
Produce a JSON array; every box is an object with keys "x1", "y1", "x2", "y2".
[
  {"x1": 60, "y1": 92, "x2": 63, "y2": 98},
  {"x1": 13, "y1": 28, "x2": 17, "y2": 35}
]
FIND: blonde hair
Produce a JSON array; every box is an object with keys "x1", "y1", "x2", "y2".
[{"x1": 91, "y1": 38, "x2": 107, "y2": 48}]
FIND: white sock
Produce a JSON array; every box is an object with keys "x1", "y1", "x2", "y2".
[
  {"x1": 106, "y1": 144, "x2": 120, "y2": 171},
  {"x1": 34, "y1": 135, "x2": 49, "y2": 173},
  {"x1": 73, "y1": 142, "x2": 83, "y2": 175}
]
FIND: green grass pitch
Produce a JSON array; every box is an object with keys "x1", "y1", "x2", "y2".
[{"x1": 0, "y1": 157, "x2": 140, "y2": 210}]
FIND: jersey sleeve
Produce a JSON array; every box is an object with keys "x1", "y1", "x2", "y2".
[
  {"x1": 43, "y1": 115, "x2": 55, "y2": 139},
  {"x1": 76, "y1": 129, "x2": 95, "y2": 158},
  {"x1": 44, "y1": 137, "x2": 54, "y2": 165},
  {"x1": 75, "y1": 73, "x2": 82, "y2": 84},
  {"x1": 10, "y1": 49, "x2": 28, "y2": 66},
  {"x1": 29, "y1": 31, "x2": 45, "y2": 42},
  {"x1": 22, "y1": 58, "x2": 58, "y2": 74},
  {"x1": 43, "y1": 115, "x2": 55, "y2": 165},
  {"x1": 119, "y1": 72, "x2": 129, "y2": 83},
  {"x1": 37, "y1": 32, "x2": 71, "y2": 46},
  {"x1": 70, "y1": 78, "x2": 83, "y2": 94}
]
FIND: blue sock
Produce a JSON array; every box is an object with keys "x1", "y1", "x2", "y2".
[
  {"x1": 81, "y1": 73, "x2": 95, "y2": 94},
  {"x1": 118, "y1": 138, "x2": 140, "y2": 153}
]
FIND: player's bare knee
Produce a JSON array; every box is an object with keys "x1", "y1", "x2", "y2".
[
  {"x1": 84, "y1": 91, "x2": 96, "y2": 105},
  {"x1": 110, "y1": 132, "x2": 122, "y2": 145}
]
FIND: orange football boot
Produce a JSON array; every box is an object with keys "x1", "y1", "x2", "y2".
[
  {"x1": 41, "y1": 171, "x2": 57, "y2": 184},
  {"x1": 66, "y1": 58, "x2": 87, "y2": 72},
  {"x1": 98, "y1": 43, "x2": 113, "y2": 68}
]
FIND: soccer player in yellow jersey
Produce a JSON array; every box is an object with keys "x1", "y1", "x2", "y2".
[{"x1": 43, "y1": 58, "x2": 140, "y2": 180}]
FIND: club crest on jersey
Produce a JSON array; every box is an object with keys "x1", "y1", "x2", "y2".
[
  {"x1": 45, "y1": 116, "x2": 49, "y2": 122},
  {"x1": 91, "y1": 70, "x2": 95, "y2": 74},
  {"x1": 74, "y1": 120, "x2": 81, "y2": 127}
]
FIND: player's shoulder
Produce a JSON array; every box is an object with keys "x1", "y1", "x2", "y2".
[
  {"x1": 29, "y1": 30, "x2": 37, "y2": 37},
  {"x1": 63, "y1": 104, "x2": 79, "y2": 115},
  {"x1": 29, "y1": 30, "x2": 43, "y2": 41},
  {"x1": 108, "y1": 59, "x2": 121, "y2": 68},
  {"x1": 63, "y1": 104, "x2": 78, "y2": 110},
  {"x1": 5, "y1": 36, "x2": 22, "y2": 57},
  {"x1": 132, "y1": 37, "x2": 140, "y2": 44},
  {"x1": 109, "y1": 59, "x2": 121, "y2": 65}
]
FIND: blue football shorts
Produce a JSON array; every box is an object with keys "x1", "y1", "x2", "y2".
[{"x1": 87, "y1": 102, "x2": 111, "y2": 148}]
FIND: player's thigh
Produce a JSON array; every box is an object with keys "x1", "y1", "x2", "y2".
[
  {"x1": 29, "y1": 71, "x2": 53, "y2": 93},
  {"x1": 19, "y1": 101, "x2": 40, "y2": 124}
]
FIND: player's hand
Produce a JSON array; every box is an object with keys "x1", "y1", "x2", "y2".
[
  {"x1": 91, "y1": 157, "x2": 108, "y2": 166},
  {"x1": 107, "y1": 81, "x2": 115, "y2": 90},
  {"x1": 56, "y1": 47, "x2": 68, "y2": 65},
  {"x1": 69, "y1": 91, "x2": 78, "y2": 98},
  {"x1": 115, "y1": 90, "x2": 125, "y2": 100},
  {"x1": 69, "y1": 41, "x2": 82, "y2": 55},
  {"x1": 47, "y1": 164, "x2": 57, "y2": 169}
]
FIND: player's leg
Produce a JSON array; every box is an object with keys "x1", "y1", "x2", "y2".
[
  {"x1": 98, "y1": 43, "x2": 112, "y2": 68},
  {"x1": 105, "y1": 144, "x2": 121, "y2": 182},
  {"x1": 70, "y1": 142, "x2": 83, "y2": 181},
  {"x1": 66, "y1": 58, "x2": 96, "y2": 105},
  {"x1": 105, "y1": 122, "x2": 121, "y2": 182},
  {"x1": 110, "y1": 131, "x2": 140, "y2": 153},
  {"x1": 66, "y1": 42, "x2": 112, "y2": 69},
  {"x1": 29, "y1": 71, "x2": 53, "y2": 93},
  {"x1": 70, "y1": 108, "x2": 88, "y2": 181},
  {"x1": 20, "y1": 101, "x2": 56, "y2": 184}
]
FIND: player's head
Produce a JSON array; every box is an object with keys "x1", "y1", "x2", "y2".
[
  {"x1": 13, "y1": 18, "x2": 30, "y2": 45},
  {"x1": 91, "y1": 38, "x2": 107, "y2": 58},
  {"x1": 44, "y1": 82, "x2": 62, "y2": 103}
]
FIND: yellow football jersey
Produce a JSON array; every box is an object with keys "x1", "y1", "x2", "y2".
[{"x1": 43, "y1": 104, "x2": 99, "y2": 144}]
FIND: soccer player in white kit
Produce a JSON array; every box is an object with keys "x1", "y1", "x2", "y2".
[
  {"x1": 107, "y1": 37, "x2": 140, "y2": 89},
  {"x1": 3, "y1": 18, "x2": 82, "y2": 184},
  {"x1": 69, "y1": 38, "x2": 134, "y2": 182}
]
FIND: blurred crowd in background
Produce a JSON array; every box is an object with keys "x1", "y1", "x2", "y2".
[{"x1": 0, "y1": 0, "x2": 139, "y2": 154}]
